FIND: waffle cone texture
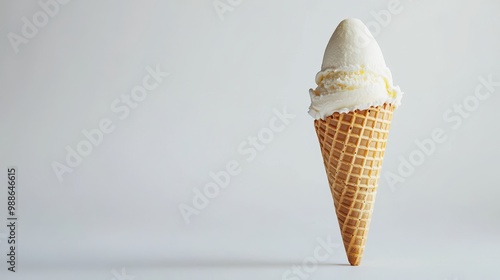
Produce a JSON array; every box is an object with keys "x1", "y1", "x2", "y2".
[{"x1": 314, "y1": 103, "x2": 395, "y2": 266}]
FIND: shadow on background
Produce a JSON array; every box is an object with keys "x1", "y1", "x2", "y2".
[{"x1": 22, "y1": 258, "x2": 350, "y2": 270}]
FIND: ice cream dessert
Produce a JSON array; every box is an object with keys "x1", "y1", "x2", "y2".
[
  {"x1": 309, "y1": 18, "x2": 402, "y2": 119},
  {"x1": 310, "y1": 18, "x2": 402, "y2": 265}
]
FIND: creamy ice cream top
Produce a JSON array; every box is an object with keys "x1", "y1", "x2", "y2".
[{"x1": 309, "y1": 18, "x2": 403, "y2": 119}]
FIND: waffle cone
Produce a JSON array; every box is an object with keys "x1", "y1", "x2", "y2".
[{"x1": 314, "y1": 103, "x2": 395, "y2": 266}]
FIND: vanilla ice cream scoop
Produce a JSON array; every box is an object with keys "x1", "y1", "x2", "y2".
[{"x1": 308, "y1": 18, "x2": 402, "y2": 119}]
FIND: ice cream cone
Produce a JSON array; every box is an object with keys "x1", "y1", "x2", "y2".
[{"x1": 314, "y1": 103, "x2": 395, "y2": 265}]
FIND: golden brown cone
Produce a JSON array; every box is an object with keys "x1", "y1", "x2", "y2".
[{"x1": 314, "y1": 103, "x2": 395, "y2": 266}]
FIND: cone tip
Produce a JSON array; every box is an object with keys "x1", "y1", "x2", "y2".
[{"x1": 348, "y1": 255, "x2": 362, "y2": 266}]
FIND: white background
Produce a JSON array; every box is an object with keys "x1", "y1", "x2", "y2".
[{"x1": 1, "y1": 0, "x2": 500, "y2": 279}]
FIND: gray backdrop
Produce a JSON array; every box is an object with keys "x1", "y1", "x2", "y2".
[{"x1": 1, "y1": 0, "x2": 499, "y2": 279}]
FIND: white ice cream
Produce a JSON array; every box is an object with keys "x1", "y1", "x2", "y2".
[{"x1": 308, "y1": 18, "x2": 403, "y2": 119}]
